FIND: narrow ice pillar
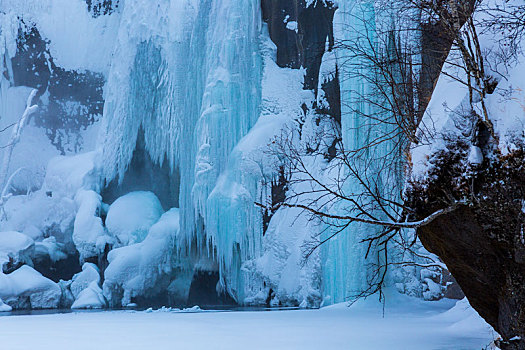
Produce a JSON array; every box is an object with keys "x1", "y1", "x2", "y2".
[{"x1": 323, "y1": 0, "x2": 386, "y2": 304}]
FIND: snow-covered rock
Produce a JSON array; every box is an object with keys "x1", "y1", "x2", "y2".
[
  {"x1": 103, "y1": 209, "x2": 180, "y2": 306},
  {"x1": 0, "y1": 231, "x2": 34, "y2": 271},
  {"x1": 468, "y1": 146, "x2": 483, "y2": 166},
  {"x1": 1, "y1": 191, "x2": 77, "y2": 245},
  {"x1": 71, "y1": 281, "x2": 105, "y2": 309},
  {"x1": 73, "y1": 190, "x2": 109, "y2": 260},
  {"x1": 0, "y1": 297, "x2": 12, "y2": 312},
  {"x1": 0, "y1": 265, "x2": 61, "y2": 309},
  {"x1": 34, "y1": 237, "x2": 68, "y2": 264},
  {"x1": 70, "y1": 263, "x2": 100, "y2": 299},
  {"x1": 43, "y1": 152, "x2": 101, "y2": 199},
  {"x1": 105, "y1": 191, "x2": 164, "y2": 246}
]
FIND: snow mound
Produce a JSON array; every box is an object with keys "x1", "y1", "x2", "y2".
[
  {"x1": 71, "y1": 281, "x2": 105, "y2": 310},
  {"x1": 434, "y1": 298, "x2": 494, "y2": 336},
  {"x1": 0, "y1": 265, "x2": 61, "y2": 309},
  {"x1": 71, "y1": 263, "x2": 100, "y2": 299},
  {"x1": 105, "y1": 191, "x2": 164, "y2": 246},
  {"x1": 103, "y1": 209, "x2": 180, "y2": 306},
  {"x1": 0, "y1": 231, "x2": 34, "y2": 271}
]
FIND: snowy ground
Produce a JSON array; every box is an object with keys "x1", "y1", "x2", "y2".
[{"x1": 0, "y1": 293, "x2": 494, "y2": 350}]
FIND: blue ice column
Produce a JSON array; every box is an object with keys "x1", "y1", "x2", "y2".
[
  {"x1": 192, "y1": 0, "x2": 263, "y2": 301},
  {"x1": 323, "y1": 0, "x2": 402, "y2": 304}
]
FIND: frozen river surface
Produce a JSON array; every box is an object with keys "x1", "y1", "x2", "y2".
[{"x1": 0, "y1": 293, "x2": 495, "y2": 350}]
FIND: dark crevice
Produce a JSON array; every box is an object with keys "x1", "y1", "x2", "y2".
[
  {"x1": 102, "y1": 129, "x2": 180, "y2": 210},
  {"x1": 188, "y1": 270, "x2": 237, "y2": 307}
]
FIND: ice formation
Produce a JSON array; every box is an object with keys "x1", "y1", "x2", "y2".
[{"x1": 73, "y1": 190, "x2": 108, "y2": 261}]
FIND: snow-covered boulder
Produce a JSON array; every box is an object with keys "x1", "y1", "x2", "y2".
[
  {"x1": 73, "y1": 190, "x2": 110, "y2": 260},
  {"x1": 1, "y1": 191, "x2": 77, "y2": 245},
  {"x1": 43, "y1": 151, "x2": 101, "y2": 199},
  {"x1": 0, "y1": 231, "x2": 34, "y2": 272},
  {"x1": 105, "y1": 191, "x2": 164, "y2": 246},
  {"x1": 0, "y1": 265, "x2": 61, "y2": 309},
  {"x1": 103, "y1": 209, "x2": 179, "y2": 306},
  {"x1": 71, "y1": 281, "x2": 105, "y2": 309},
  {"x1": 71, "y1": 263, "x2": 100, "y2": 299}
]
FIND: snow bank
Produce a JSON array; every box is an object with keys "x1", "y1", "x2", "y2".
[
  {"x1": 1, "y1": 152, "x2": 103, "y2": 248},
  {"x1": 105, "y1": 191, "x2": 164, "y2": 246},
  {"x1": 0, "y1": 231, "x2": 34, "y2": 271},
  {"x1": 103, "y1": 209, "x2": 180, "y2": 306},
  {"x1": 433, "y1": 298, "x2": 494, "y2": 337},
  {"x1": 0, "y1": 265, "x2": 61, "y2": 309},
  {"x1": 1, "y1": 190, "x2": 77, "y2": 244}
]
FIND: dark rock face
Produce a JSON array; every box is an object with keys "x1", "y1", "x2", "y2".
[
  {"x1": 33, "y1": 250, "x2": 82, "y2": 283},
  {"x1": 11, "y1": 22, "x2": 104, "y2": 153},
  {"x1": 85, "y1": 0, "x2": 119, "y2": 17},
  {"x1": 408, "y1": 147, "x2": 525, "y2": 349},
  {"x1": 262, "y1": 166, "x2": 288, "y2": 235},
  {"x1": 261, "y1": 0, "x2": 336, "y2": 91}
]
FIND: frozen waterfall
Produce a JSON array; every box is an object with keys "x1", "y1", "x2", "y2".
[{"x1": 0, "y1": 0, "x2": 414, "y2": 307}]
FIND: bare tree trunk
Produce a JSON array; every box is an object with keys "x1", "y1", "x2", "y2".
[{"x1": 0, "y1": 89, "x2": 38, "y2": 190}]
